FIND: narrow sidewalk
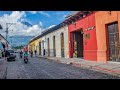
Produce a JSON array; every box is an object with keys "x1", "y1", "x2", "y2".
[
  {"x1": 37, "y1": 55, "x2": 120, "y2": 77},
  {"x1": 0, "y1": 57, "x2": 7, "y2": 79}
]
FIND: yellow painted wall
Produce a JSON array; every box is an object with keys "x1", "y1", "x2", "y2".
[{"x1": 28, "y1": 38, "x2": 42, "y2": 55}]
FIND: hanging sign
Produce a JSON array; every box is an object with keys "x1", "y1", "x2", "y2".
[{"x1": 86, "y1": 26, "x2": 95, "y2": 31}]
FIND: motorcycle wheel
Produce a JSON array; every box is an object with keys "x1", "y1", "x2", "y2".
[{"x1": 24, "y1": 60, "x2": 28, "y2": 63}]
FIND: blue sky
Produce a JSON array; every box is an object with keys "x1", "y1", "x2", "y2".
[
  {"x1": 25, "y1": 11, "x2": 72, "y2": 28},
  {"x1": 0, "y1": 11, "x2": 72, "y2": 36},
  {"x1": 0, "y1": 11, "x2": 72, "y2": 28},
  {"x1": 0, "y1": 11, "x2": 73, "y2": 46}
]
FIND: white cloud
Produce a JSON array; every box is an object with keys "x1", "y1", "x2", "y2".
[
  {"x1": 54, "y1": 11, "x2": 72, "y2": 20},
  {"x1": 0, "y1": 11, "x2": 57, "y2": 38},
  {"x1": 38, "y1": 11, "x2": 50, "y2": 17},
  {"x1": 0, "y1": 11, "x2": 43, "y2": 37},
  {"x1": 26, "y1": 11, "x2": 50, "y2": 17},
  {"x1": 27, "y1": 11, "x2": 37, "y2": 14},
  {"x1": 21, "y1": 25, "x2": 43, "y2": 36},
  {"x1": 48, "y1": 25, "x2": 56, "y2": 29},
  {"x1": 39, "y1": 21, "x2": 43, "y2": 27}
]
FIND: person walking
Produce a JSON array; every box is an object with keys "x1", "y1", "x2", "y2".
[
  {"x1": 34, "y1": 50, "x2": 37, "y2": 55},
  {"x1": 20, "y1": 51, "x2": 23, "y2": 58},
  {"x1": 43, "y1": 49, "x2": 45, "y2": 56},
  {"x1": 31, "y1": 50, "x2": 33, "y2": 57}
]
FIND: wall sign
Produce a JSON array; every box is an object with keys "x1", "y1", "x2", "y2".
[
  {"x1": 84, "y1": 33, "x2": 90, "y2": 39},
  {"x1": 86, "y1": 26, "x2": 95, "y2": 31}
]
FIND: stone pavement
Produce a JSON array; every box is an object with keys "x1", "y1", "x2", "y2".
[
  {"x1": 37, "y1": 55, "x2": 120, "y2": 77},
  {"x1": 0, "y1": 57, "x2": 7, "y2": 79}
]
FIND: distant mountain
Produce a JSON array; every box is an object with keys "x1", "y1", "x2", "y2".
[{"x1": 8, "y1": 35, "x2": 34, "y2": 47}]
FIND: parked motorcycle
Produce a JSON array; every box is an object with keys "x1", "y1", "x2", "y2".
[{"x1": 24, "y1": 56, "x2": 28, "y2": 63}]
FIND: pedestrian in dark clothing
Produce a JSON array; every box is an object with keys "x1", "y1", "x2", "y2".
[
  {"x1": 31, "y1": 50, "x2": 33, "y2": 57},
  {"x1": 2, "y1": 51, "x2": 4, "y2": 57},
  {"x1": 20, "y1": 51, "x2": 23, "y2": 58},
  {"x1": 34, "y1": 50, "x2": 37, "y2": 55},
  {"x1": 43, "y1": 49, "x2": 45, "y2": 56},
  {"x1": 29, "y1": 51, "x2": 30, "y2": 54}
]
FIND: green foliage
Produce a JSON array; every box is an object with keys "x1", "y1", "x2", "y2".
[{"x1": 12, "y1": 45, "x2": 24, "y2": 49}]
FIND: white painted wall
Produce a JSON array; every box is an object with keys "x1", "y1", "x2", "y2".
[
  {"x1": 41, "y1": 26, "x2": 69, "y2": 58},
  {"x1": 41, "y1": 36, "x2": 46, "y2": 56}
]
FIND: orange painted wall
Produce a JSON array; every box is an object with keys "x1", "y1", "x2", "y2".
[{"x1": 95, "y1": 11, "x2": 120, "y2": 63}]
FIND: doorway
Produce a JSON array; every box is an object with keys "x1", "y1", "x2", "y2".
[
  {"x1": 47, "y1": 38, "x2": 50, "y2": 56},
  {"x1": 39, "y1": 42, "x2": 41, "y2": 55},
  {"x1": 107, "y1": 22, "x2": 120, "y2": 62},
  {"x1": 53, "y1": 36, "x2": 56, "y2": 56},
  {"x1": 73, "y1": 29, "x2": 84, "y2": 58},
  {"x1": 61, "y1": 33, "x2": 65, "y2": 57}
]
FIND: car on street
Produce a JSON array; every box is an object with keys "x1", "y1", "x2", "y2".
[
  {"x1": 6, "y1": 50, "x2": 16, "y2": 61},
  {"x1": 15, "y1": 51, "x2": 18, "y2": 53}
]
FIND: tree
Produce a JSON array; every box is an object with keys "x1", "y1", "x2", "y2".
[{"x1": 13, "y1": 45, "x2": 24, "y2": 49}]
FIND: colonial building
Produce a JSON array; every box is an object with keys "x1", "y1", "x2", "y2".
[
  {"x1": 29, "y1": 23, "x2": 69, "y2": 58},
  {"x1": 95, "y1": 11, "x2": 120, "y2": 63},
  {"x1": 63, "y1": 11, "x2": 120, "y2": 63},
  {"x1": 0, "y1": 34, "x2": 9, "y2": 50},
  {"x1": 28, "y1": 36, "x2": 42, "y2": 55},
  {"x1": 64, "y1": 11, "x2": 97, "y2": 61},
  {"x1": 41, "y1": 24, "x2": 69, "y2": 58},
  {"x1": 28, "y1": 11, "x2": 120, "y2": 63}
]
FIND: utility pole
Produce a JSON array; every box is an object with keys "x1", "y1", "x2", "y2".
[{"x1": 6, "y1": 23, "x2": 16, "y2": 50}]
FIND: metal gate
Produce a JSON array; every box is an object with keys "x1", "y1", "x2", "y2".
[{"x1": 107, "y1": 22, "x2": 120, "y2": 62}]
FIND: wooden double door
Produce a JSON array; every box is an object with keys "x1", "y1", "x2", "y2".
[{"x1": 107, "y1": 22, "x2": 120, "y2": 62}]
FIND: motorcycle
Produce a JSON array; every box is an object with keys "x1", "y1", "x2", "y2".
[{"x1": 24, "y1": 56, "x2": 28, "y2": 63}]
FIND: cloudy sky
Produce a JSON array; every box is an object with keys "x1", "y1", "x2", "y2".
[{"x1": 0, "y1": 11, "x2": 72, "y2": 37}]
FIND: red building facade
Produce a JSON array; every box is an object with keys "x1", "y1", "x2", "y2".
[{"x1": 64, "y1": 11, "x2": 97, "y2": 61}]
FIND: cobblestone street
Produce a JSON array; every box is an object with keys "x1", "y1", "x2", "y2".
[{"x1": 6, "y1": 54, "x2": 120, "y2": 79}]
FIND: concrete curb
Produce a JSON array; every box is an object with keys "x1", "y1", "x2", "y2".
[
  {"x1": 91, "y1": 66, "x2": 120, "y2": 76},
  {"x1": 37, "y1": 56, "x2": 120, "y2": 77},
  {"x1": 71, "y1": 62, "x2": 120, "y2": 77},
  {"x1": 50, "y1": 58, "x2": 120, "y2": 77}
]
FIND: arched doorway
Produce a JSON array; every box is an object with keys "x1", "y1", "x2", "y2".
[
  {"x1": 61, "y1": 33, "x2": 64, "y2": 57},
  {"x1": 39, "y1": 42, "x2": 41, "y2": 55},
  {"x1": 47, "y1": 38, "x2": 50, "y2": 56},
  {"x1": 53, "y1": 36, "x2": 56, "y2": 56}
]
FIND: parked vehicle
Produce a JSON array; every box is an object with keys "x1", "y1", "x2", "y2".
[
  {"x1": 6, "y1": 50, "x2": 16, "y2": 61},
  {"x1": 15, "y1": 51, "x2": 18, "y2": 53}
]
